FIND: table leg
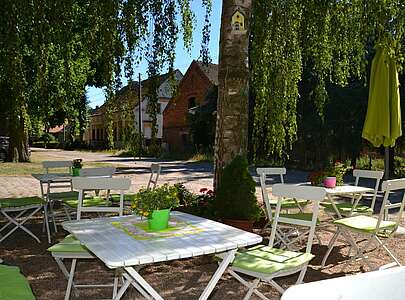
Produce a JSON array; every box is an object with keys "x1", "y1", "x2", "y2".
[
  {"x1": 118, "y1": 267, "x2": 163, "y2": 300},
  {"x1": 199, "y1": 249, "x2": 237, "y2": 300},
  {"x1": 327, "y1": 194, "x2": 342, "y2": 219}
]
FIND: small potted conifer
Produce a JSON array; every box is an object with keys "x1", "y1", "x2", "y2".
[{"x1": 213, "y1": 155, "x2": 261, "y2": 232}]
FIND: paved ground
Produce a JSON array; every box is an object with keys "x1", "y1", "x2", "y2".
[
  {"x1": 2, "y1": 148, "x2": 405, "y2": 299},
  {"x1": 0, "y1": 148, "x2": 215, "y2": 198}
]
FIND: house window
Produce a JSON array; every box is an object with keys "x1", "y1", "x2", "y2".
[
  {"x1": 188, "y1": 97, "x2": 197, "y2": 109},
  {"x1": 92, "y1": 129, "x2": 95, "y2": 140}
]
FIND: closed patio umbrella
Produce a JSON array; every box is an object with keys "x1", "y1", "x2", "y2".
[{"x1": 362, "y1": 47, "x2": 402, "y2": 179}]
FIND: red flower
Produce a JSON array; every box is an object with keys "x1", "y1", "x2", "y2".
[
  {"x1": 199, "y1": 188, "x2": 208, "y2": 193},
  {"x1": 206, "y1": 190, "x2": 214, "y2": 196}
]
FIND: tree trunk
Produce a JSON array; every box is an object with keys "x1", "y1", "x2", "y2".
[
  {"x1": 214, "y1": 0, "x2": 251, "y2": 190},
  {"x1": 8, "y1": 109, "x2": 30, "y2": 162}
]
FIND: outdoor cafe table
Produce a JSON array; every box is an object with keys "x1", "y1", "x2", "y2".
[
  {"x1": 322, "y1": 185, "x2": 375, "y2": 219},
  {"x1": 62, "y1": 211, "x2": 263, "y2": 300}
]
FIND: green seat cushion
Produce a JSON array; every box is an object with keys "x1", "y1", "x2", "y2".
[
  {"x1": 110, "y1": 193, "x2": 136, "y2": 202},
  {"x1": 47, "y1": 191, "x2": 79, "y2": 200},
  {"x1": 63, "y1": 196, "x2": 108, "y2": 208},
  {"x1": 0, "y1": 265, "x2": 36, "y2": 300},
  {"x1": 0, "y1": 196, "x2": 43, "y2": 208},
  {"x1": 268, "y1": 198, "x2": 309, "y2": 209},
  {"x1": 321, "y1": 202, "x2": 373, "y2": 216},
  {"x1": 279, "y1": 212, "x2": 320, "y2": 225},
  {"x1": 48, "y1": 234, "x2": 88, "y2": 253},
  {"x1": 231, "y1": 245, "x2": 314, "y2": 275},
  {"x1": 334, "y1": 215, "x2": 397, "y2": 234}
]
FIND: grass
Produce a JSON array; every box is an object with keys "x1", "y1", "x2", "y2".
[{"x1": 0, "y1": 151, "x2": 118, "y2": 176}]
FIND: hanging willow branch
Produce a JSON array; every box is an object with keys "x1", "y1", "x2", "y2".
[{"x1": 251, "y1": 0, "x2": 405, "y2": 161}]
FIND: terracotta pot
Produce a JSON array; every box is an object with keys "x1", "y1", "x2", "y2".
[{"x1": 222, "y1": 219, "x2": 254, "y2": 232}]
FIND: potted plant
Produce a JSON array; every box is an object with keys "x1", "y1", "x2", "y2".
[
  {"x1": 72, "y1": 159, "x2": 83, "y2": 176},
  {"x1": 131, "y1": 184, "x2": 180, "y2": 231},
  {"x1": 308, "y1": 161, "x2": 352, "y2": 187},
  {"x1": 324, "y1": 161, "x2": 352, "y2": 187},
  {"x1": 213, "y1": 156, "x2": 261, "y2": 232}
]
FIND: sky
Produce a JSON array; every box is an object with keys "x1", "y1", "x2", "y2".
[{"x1": 86, "y1": 0, "x2": 222, "y2": 108}]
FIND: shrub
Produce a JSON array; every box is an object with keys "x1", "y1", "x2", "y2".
[{"x1": 213, "y1": 156, "x2": 261, "y2": 220}]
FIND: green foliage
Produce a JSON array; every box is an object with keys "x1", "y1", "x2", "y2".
[
  {"x1": 132, "y1": 184, "x2": 180, "y2": 217},
  {"x1": 213, "y1": 156, "x2": 261, "y2": 220},
  {"x1": 251, "y1": 0, "x2": 405, "y2": 161},
  {"x1": 324, "y1": 161, "x2": 352, "y2": 185},
  {"x1": 174, "y1": 184, "x2": 216, "y2": 219},
  {"x1": 0, "y1": 0, "x2": 212, "y2": 161}
]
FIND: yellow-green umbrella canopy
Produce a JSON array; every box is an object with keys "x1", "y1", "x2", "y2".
[{"x1": 362, "y1": 47, "x2": 402, "y2": 147}]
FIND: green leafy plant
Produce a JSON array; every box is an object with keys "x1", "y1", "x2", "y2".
[
  {"x1": 213, "y1": 156, "x2": 261, "y2": 220},
  {"x1": 72, "y1": 158, "x2": 83, "y2": 168},
  {"x1": 324, "y1": 161, "x2": 352, "y2": 185},
  {"x1": 131, "y1": 184, "x2": 180, "y2": 217}
]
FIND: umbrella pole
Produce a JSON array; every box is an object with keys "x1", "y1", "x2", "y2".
[{"x1": 384, "y1": 147, "x2": 389, "y2": 180}]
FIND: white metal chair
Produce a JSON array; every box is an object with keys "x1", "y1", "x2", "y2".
[
  {"x1": 281, "y1": 266, "x2": 405, "y2": 300},
  {"x1": 321, "y1": 169, "x2": 384, "y2": 217},
  {"x1": 40, "y1": 161, "x2": 76, "y2": 235},
  {"x1": 48, "y1": 177, "x2": 131, "y2": 300},
  {"x1": 225, "y1": 184, "x2": 326, "y2": 299},
  {"x1": 258, "y1": 168, "x2": 318, "y2": 249},
  {"x1": 322, "y1": 178, "x2": 405, "y2": 269},
  {"x1": 147, "y1": 163, "x2": 161, "y2": 190},
  {"x1": 61, "y1": 167, "x2": 116, "y2": 219},
  {"x1": 0, "y1": 196, "x2": 49, "y2": 243}
]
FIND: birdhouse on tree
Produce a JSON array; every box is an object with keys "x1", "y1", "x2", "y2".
[{"x1": 231, "y1": 10, "x2": 245, "y2": 31}]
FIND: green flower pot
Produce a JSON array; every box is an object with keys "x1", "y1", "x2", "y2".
[
  {"x1": 148, "y1": 209, "x2": 170, "y2": 231},
  {"x1": 72, "y1": 167, "x2": 81, "y2": 176}
]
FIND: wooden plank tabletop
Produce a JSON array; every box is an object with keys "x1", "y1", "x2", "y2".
[{"x1": 63, "y1": 211, "x2": 262, "y2": 268}]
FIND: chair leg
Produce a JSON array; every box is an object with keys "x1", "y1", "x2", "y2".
[
  {"x1": 43, "y1": 204, "x2": 51, "y2": 243},
  {"x1": 321, "y1": 228, "x2": 341, "y2": 267},
  {"x1": 54, "y1": 257, "x2": 80, "y2": 298},
  {"x1": 296, "y1": 265, "x2": 308, "y2": 284},
  {"x1": 375, "y1": 236, "x2": 402, "y2": 267},
  {"x1": 65, "y1": 259, "x2": 77, "y2": 300},
  {"x1": 243, "y1": 278, "x2": 260, "y2": 300}
]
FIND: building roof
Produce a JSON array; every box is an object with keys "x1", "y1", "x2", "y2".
[
  {"x1": 196, "y1": 61, "x2": 218, "y2": 85},
  {"x1": 49, "y1": 125, "x2": 64, "y2": 134}
]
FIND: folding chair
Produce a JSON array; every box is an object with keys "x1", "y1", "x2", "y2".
[
  {"x1": 224, "y1": 184, "x2": 326, "y2": 299},
  {"x1": 258, "y1": 168, "x2": 318, "y2": 249},
  {"x1": 147, "y1": 163, "x2": 161, "y2": 190},
  {"x1": 257, "y1": 168, "x2": 309, "y2": 221},
  {"x1": 110, "y1": 163, "x2": 160, "y2": 204},
  {"x1": 48, "y1": 177, "x2": 130, "y2": 300},
  {"x1": 61, "y1": 167, "x2": 116, "y2": 220},
  {"x1": 0, "y1": 196, "x2": 50, "y2": 243},
  {"x1": 321, "y1": 169, "x2": 384, "y2": 217},
  {"x1": 321, "y1": 178, "x2": 405, "y2": 269},
  {"x1": 40, "y1": 161, "x2": 76, "y2": 234}
]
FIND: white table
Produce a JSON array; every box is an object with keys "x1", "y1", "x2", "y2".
[
  {"x1": 62, "y1": 211, "x2": 262, "y2": 300},
  {"x1": 281, "y1": 266, "x2": 405, "y2": 300},
  {"x1": 323, "y1": 185, "x2": 374, "y2": 219}
]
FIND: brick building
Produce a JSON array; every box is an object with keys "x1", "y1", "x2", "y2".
[
  {"x1": 84, "y1": 70, "x2": 182, "y2": 149},
  {"x1": 163, "y1": 61, "x2": 218, "y2": 152}
]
